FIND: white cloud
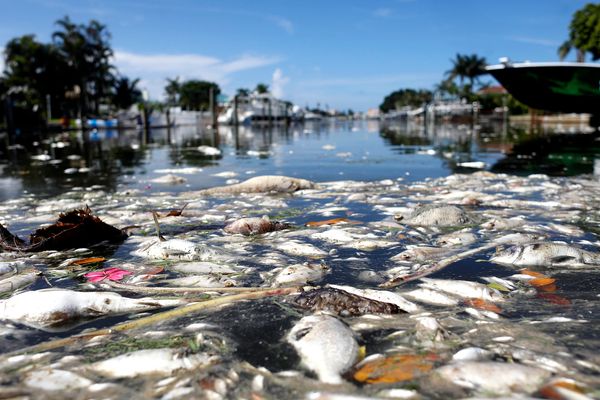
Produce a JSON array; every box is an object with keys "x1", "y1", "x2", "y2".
[
  {"x1": 271, "y1": 68, "x2": 289, "y2": 98},
  {"x1": 113, "y1": 50, "x2": 281, "y2": 99},
  {"x1": 509, "y1": 36, "x2": 560, "y2": 47},
  {"x1": 373, "y1": 8, "x2": 393, "y2": 17},
  {"x1": 267, "y1": 15, "x2": 294, "y2": 34}
]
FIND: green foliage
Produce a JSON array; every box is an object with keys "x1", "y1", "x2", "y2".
[
  {"x1": 179, "y1": 80, "x2": 220, "y2": 111},
  {"x1": 1, "y1": 15, "x2": 141, "y2": 129},
  {"x1": 445, "y1": 53, "x2": 488, "y2": 90},
  {"x1": 164, "y1": 77, "x2": 180, "y2": 106},
  {"x1": 559, "y1": 3, "x2": 600, "y2": 61},
  {"x1": 379, "y1": 89, "x2": 432, "y2": 112},
  {"x1": 255, "y1": 83, "x2": 269, "y2": 94},
  {"x1": 112, "y1": 76, "x2": 141, "y2": 110}
]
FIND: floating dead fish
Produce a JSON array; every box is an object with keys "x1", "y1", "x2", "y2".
[
  {"x1": 402, "y1": 288, "x2": 459, "y2": 307},
  {"x1": 0, "y1": 269, "x2": 38, "y2": 294},
  {"x1": 293, "y1": 287, "x2": 403, "y2": 316},
  {"x1": 171, "y1": 262, "x2": 243, "y2": 275},
  {"x1": 419, "y1": 278, "x2": 505, "y2": 302},
  {"x1": 0, "y1": 289, "x2": 183, "y2": 331},
  {"x1": 436, "y1": 231, "x2": 478, "y2": 247},
  {"x1": 276, "y1": 240, "x2": 327, "y2": 258},
  {"x1": 24, "y1": 368, "x2": 92, "y2": 391},
  {"x1": 490, "y1": 242, "x2": 600, "y2": 267},
  {"x1": 396, "y1": 204, "x2": 473, "y2": 227},
  {"x1": 0, "y1": 207, "x2": 127, "y2": 252},
  {"x1": 434, "y1": 361, "x2": 551, "y2": 396},
  {"x1": 150, "y1": 174, "x2": 187, "y2": 184},
  {"x1": 391, "y1": 246, "x2": 455, "y2": 263},
  {"x1": 328, "y1": 284, "x2": 419, "y2": 313},
  {"x1": 273, "y1": 263, "x2": 329, "y2": 286},
  {"x1": 133, "y1": 238, "x2": 217, "y2": 261},
  {"x1": 287, "y1": 315, "x2": 359, "y2": 384},
  {"x1": 196, "y1": 175, "x2": 316, "y2": 196},
  {"x1": 197, "y1": 145, "x2": 221, "y2": 156},
  {"x1": 162, "y1": 275, "x2": 237, "y2": 288},
  {"x1": 89, "y1": 348, "x2": 219, "y2": 378},
  {"x1": 224, "y1": 216, "x2": 289, "y2": 235}
]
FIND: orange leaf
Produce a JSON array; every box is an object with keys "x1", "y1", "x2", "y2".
[
  {"x1": 73, "y1": 257, "x2": 106, "y2": 266},
  {"x1": 305, "y1": 218, "x2": 350, "y2": 227},
  {"x1": 539, "y1": 379, "x2": 586, "y2": 399},
  {"x1": 529, "y1": 277, "x2": 556, "y2": 287},
  {"x1": 537, "y1": 292, "x2": 571, "y2": 306},
  {"x1": 463, "y1": 298, "x2": 502, "y2": 313},
  {"x1": 520, "y1": 269, "x2": 547, "y2": 278},
  {"x1": 353, "y1": 353, "x2": 436, "y2": 384},
  {"x1": 536, "y1": 283, "x2": 557, "y2": 293}
]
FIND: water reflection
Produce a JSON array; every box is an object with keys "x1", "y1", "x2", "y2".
[{"x1": 0, "y1": 119, "x2": 598, "y2": 201}]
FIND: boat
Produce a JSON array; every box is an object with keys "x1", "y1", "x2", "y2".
[
  {"x1": 218, "y1": 93, "x2": 293, "y2": 125},
  {"x1": 486, "y1": 58, "x2": 600, "y2": 114}
]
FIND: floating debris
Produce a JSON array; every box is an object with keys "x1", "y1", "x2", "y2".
[
  {"x1": 224, "y1": 216, "x2": 290, "y2": 235},
  {"x1": 293, "y1": 287, "x2": 403, "y2": 316}
]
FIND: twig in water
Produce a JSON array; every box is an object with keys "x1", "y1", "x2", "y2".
[
  {"x1": 104, "y1": 279, "x2": 281, "y2": 294},
  {"x1": 379, "y1": 243, "x2": 496, "y2": 288},
  {"x1": 152, "y1": 211, "x2": 166, "y2": 242}
]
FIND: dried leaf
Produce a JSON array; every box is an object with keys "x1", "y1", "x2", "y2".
[
  {"x1": 305, "y1": 218, "x2": 350, "y2": 227},
  {"x1": 520, "y1": 269, "x2": 547, "y2": 278},
  {"x1": 537, "y1": 293, "x2": 571, "y2": 306},
  {"x1": 529, "y1": 277, "x2": 556, "y2": 287},
  {"x1": 165, "y1": 203, "x2": 188, "y2": 217},
  {"x1": 463, "y1": 298, "x2": 502, "y2": 313},
  {"x1": 72, "y1": 257, "x2": 106, "y2": 266},
  {"x1": 536, "y1": 283, "x2": 557, "y2": 293},
  {"x1": 353, "y1": 353, "x2": 436, "y2": 384},
  {"x1": 539, "y1": 379, "x2": 587, "y2": 399}
]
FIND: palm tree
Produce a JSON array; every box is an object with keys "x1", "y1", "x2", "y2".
[
  {"x1": 165, "y1": 77, "x2": 180, "y2": 106},
  {"x1": 112, "y1": 76, "x2": 141, "y2": 110},
  {"x1": 446, "y1": 53, "x2": 487, "y2": 88},
  {"x1": 559, "y1": 3, "x2": 600, "y2": 61},
  {"x1": 254, "y1": 83, "x2": 269, "y2": 94}
]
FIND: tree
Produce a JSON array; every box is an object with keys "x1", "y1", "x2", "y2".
[
  {"x1": 254, "y1": 83, "x2": 269, "y2": 94},
  {"x1": 164, "y1": 77, "x2": 180, "y2": 106},
  {"x1": 559, "y1": 3, "x2": 600, "y2": 61},
  {"x1": 379, "y1": 89, "x2": 432, "y2": 112},
  {"x1": 236, "y1": 87, "x2": 250, "y2": 97},
  {"x1": 178, "y1": 80, "x2": 220, "y2": 110},
  {"x1": 445, "y1": 53, "x2": 487, "y2": 89},
  {"x1": 112, "y1": 76, "x2": 141, "y2": 110}
]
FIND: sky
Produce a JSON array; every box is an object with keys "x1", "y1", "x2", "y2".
[{"x1": 0, "y1": 0, "x2": 590, "y2": 111}]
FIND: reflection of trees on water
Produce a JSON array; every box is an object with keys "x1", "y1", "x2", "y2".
[
  {"x1": 491, "y1": 130, "x2": 600, "y2": 176},
  {"x1": 0, "y1": 129, "x2": 148, "y2": 199}
]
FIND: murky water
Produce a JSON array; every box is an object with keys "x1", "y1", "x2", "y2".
[{"x1": 1, "y1": 120, "x2": 600, "y2": 399}]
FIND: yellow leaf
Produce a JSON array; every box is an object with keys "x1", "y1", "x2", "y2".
[{"x1": 73, "y1": 257, "x2": 106, "y2": 266}]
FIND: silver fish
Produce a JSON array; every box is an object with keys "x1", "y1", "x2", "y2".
[
  {"x1": 196, "y1": 175, "x2": 316, "y2": 196},
  {"x1": 396, "y1": 204, "x2": 473, "y2": 227},
  {"x1": 490, "y1": 242, "x2": 600, "y2": 267},
  {"x1": 287, "y1": 314, "x2": 359, "y2": 384}
]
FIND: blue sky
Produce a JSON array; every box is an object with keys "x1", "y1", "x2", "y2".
[{"x1": 0, "y1": 0, "x2": 589, "y2": 111}]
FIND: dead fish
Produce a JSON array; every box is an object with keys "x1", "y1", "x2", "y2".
[
  {"x1": 171, "y1": 262, "x2": 243, "y2": 275},
  {"x1": 396, "y1": 204, "x2": 473, "y2": 227},
  {"x1": 436, "y1": 231, "x2": 478, "y2": 247},
  {"x1": 402, "y1": 287, "x2": 459, "y2": 306},
  {"x1": 24, "y1": 368, "x2": 92, "y2": 391},
  {"x1": 224, "y1": 216, "x2": 289, "y2": 235},
  {"x1": 287, "y1": 315, "x2": 359, "y2": 384},
  {"x1": 0, "y1": 289, "x2": 183, "y2": 331},
  {"x1": 293, "y1": 287, "x2": 403, "y2": 316},
  {"x1": 328, "y1": 284, "x2": 419, "y2": 313},
  {"x1": 273, "y1": 263, "x2": 329, "y2": 286},
  {"x1": 490, "y1": 242, "x2": 600, "y2": 267},
  {"x1": 391, "y1": 246, "x2": 455, "y2": 263},
  {"x1": 162, "y1": 275, "x2": 237, "y2": 288},
  {"x1": 196, "y1": 175, "x2": 316, "y2": 196},
  {"x1": 0, "y1": 269, "x2": 38, "y2": 294},
  {"x1": 419, "y1": 278, "x2": 505, "y2": 302},
  {"x1": 89, "y1": 348, "x2": 219, "y2": 378},
  {"x1": 150, "y1": 174, "x2": 187, "y2": 184},
  {"x1": 133, "y1": 238, "x2": 217, "y2": 261},
  {"x1": 434, "y1": 361, "x2": 551, "y2": 395},
  {"x1": 276, "y1": 240, "x2": 327, "y2": 257}
]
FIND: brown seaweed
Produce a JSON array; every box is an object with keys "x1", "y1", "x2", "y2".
[
  {"x1": 0, "y1": 207, "x2": 128, "y2": 252},
  {"x1": 293, "y1": 287, "x2": 403, "y2": 316}
]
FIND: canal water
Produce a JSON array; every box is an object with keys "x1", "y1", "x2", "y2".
[
  {"x1": 1, "y1": 119, "x2": 600, "y2": 398},
  {"x1": 2, "y1": 119, "x2": 598, "y2": 202}
]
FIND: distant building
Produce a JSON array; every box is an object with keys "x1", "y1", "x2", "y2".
[{"x1": 366, "y1": 108, "x2": 380, "y2": 119}]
